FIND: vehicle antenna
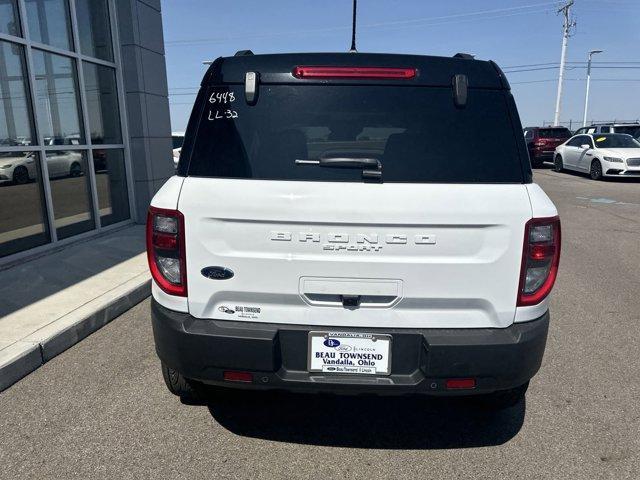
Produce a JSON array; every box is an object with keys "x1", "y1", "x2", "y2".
[{"x1": 349, "y1": 0, "x2": 358, "y2": 52}]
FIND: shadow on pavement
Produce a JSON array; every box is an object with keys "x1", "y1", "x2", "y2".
[{"x1": 206, "y1": 390, "x2": 525, "y2": 449}]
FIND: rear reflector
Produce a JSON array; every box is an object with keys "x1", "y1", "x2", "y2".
[
  {"x1": 292, "y1": 66, "x2": 416, "y2": 79},
  {"x1": 223, "y1": 371, "x2": 253, "y2": 383},
  {"x1": 445, "y1": 378, "x2": 476, "y2": 390}
]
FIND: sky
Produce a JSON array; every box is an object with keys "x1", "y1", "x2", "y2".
[{"x1": 160, "y1": 0, "x2": 640, "y2": 132}]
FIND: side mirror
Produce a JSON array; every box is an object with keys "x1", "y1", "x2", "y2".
[{"x1": 580, "y1": 144, "x2": 591, "y2": 150}]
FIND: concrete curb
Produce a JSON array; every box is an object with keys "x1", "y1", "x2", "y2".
[
  {"x1": 0, "y1": 342, "x2": 42, "y2": 393},
  {"x1": 0, "y1": 278, "x2": 150, "y2": 392}
]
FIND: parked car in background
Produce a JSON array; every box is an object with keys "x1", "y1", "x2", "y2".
[
  {"x1": 172, "y1": 132, "x2": 184, "y2": 168},
  {"x1": 46, "y1": 151, "x2": 84, "y2": 179},
  {"x1": 0, "y1": 151, "x2": 37, "y2": 184},
  {"x1": 523, "y1": 126, "x2": 572, "y2": 167},
  {"x1": 554, "y1": 133, "x2": 640, "y2": 180},
  {"x1": 44, "y1": 136, "x2": 81, "y2": 147},
  {"x1": 0, "y1": 150, "x2": 84, "y2": 185},
  {"x1": 574, "y1": 122, "x2": 640, "y2": 140}
]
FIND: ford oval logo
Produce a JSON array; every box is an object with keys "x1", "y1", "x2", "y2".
[
  {"x1": 201, "y1": 266, "x2": 234, "y2": 280},
  {"x1": 324, "y1": 338, "x2": 340, "y2": 348}
]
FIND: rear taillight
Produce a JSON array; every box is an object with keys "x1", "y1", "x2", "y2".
[
  {"x1": 146, "y1": 206, "x2": 187, "y2": 296},
  {"x1": 517, "y1": 216, "x2": 561, "y2": 306},
  {"x1": 292, "y1": 66, "x2": 417, "y2": 79}
]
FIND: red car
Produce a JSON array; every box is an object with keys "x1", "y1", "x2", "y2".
[{"x1": 523, "y1": 127, "x2": 572, "y2": 168}]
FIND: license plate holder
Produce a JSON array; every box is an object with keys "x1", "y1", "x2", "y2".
[{"x1": 307, "y1": 331, "x2": 392, "y2": 375}]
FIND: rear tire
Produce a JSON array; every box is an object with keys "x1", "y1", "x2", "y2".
[
  {"x1": 161, "y1": 362, "x2": 199, "y2": 402},
  {"x1": 553, "y1": 155, "x2": 564, "y2": 172},
  {"x1": 590, "y1": 159, "x2": 603, "y2": 180},
  {"x1": 531, "y1": 157, "x2": 544, "y2": 168},
  {"x1": 474, "y1": 381, "x2": 528, "y2": 410}
]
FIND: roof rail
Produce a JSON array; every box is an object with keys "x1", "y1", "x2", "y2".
[
  {"x1": 234, "y1": 50, "x2": 254, "y2": 56},
  {"x1": 453, "y1": 53, "x2": 475, "y2": 60},
  {"x1": 590, "y1": 121, "x2": 640, "y2": 126}
]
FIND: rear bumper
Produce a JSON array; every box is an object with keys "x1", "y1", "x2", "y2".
[
  {"x1": 151, "y1": 299, "x2": 549, "y2": 395},
  {"x1": 530, "y1": 150, "x2": 555, "y2": 161}
]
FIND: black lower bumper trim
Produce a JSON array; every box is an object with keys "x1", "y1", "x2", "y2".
[{"x1": 151, "y1": 299, "x2": 549, "y2": 395}]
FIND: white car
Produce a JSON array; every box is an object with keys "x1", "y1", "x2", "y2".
[
  {"x1": 553, "y1": 133, "x2": 640, "y2": 180},
  {"x1": 46, "y1": 151, "x2": 84, "y2": 179},
  {"x1": 172, "y1": 132, "x2": 185, "y2": 168},
  {"x1": 0, "y1": 151, "x2": 84, "y2": 185},
  {"x1": 147, "y1": 52, "x2": 561, "y2": 409},
  {"x1": 0, "y1": 152, "x2": 37, "y2": 184}
]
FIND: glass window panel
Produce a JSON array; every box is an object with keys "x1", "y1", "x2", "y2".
[
  {"x1": 93, "y1": 149, "x2": 129, "y2": 226},
  {"x1": 25, "y1": 0, "x2": 73, "y2": 50},
  {"x1": 46, "y1": 150, "x2": 94, "y2": 239},
  {"x1": 33, "y1": 49, "x2": 84, "y2": 144},
  {"x1": 0, "y1": 41, "x2": 35, "y2": 146},
  {"x1": 82, "y1": 62, "x2": 121, "y2": 144},
  {"x1": 75, "y1": 0, "x2": 113, "y2": 62},
  {"x1": 0, "y1": 151, "x2": 50, "y2": 257},
  {"x1": 0, "y1": 0, "x2": 21, "y2": 37}
]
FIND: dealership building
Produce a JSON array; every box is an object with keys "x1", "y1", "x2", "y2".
[{"x1": 0, "y1": 0, "x2": 172, "y2": 263}]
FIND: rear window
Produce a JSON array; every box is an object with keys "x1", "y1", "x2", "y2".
[
  {"x1": 538, "y1": 128, "x2": 571, "y2": 139},
  {"x1": 187, "y1": 85, "x2": 524, "y2": 183}
]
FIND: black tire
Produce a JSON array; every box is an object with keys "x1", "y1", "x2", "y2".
[
  {"x1": 553, "y1": 155, "x2": 564, "y2": 172},
  {"x1": 12, "y1": 166, "x2": 29, "y2": 185},
  {"x1": 161, "y1": 362, "x2": 199, "y2": 401},
  {"x1": 590, "y1": 159, "x2": 603, "y2": 180},
  {"x1": 474, "y1": 381, "x2": 528, "y2": 410},
  {"x1": 69, "y1": 161, "x2": 82, "y2": 177},
  {"x1": 531, "y1": 158, "x2": 544, "y2": 169}
]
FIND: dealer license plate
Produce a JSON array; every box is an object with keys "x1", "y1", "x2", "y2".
[{"x1": 307, "y1": 332, "x2": 392, "y2": 375}]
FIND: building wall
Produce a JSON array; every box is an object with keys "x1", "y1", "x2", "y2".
[
  {"x1": 0, "y1": 0, "x2": 172, "y2": 265},
  {"x1": 116, "y1": 0, "x2": 173, "y2": 223}
]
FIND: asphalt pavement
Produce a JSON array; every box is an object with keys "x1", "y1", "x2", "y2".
[{"x1": 1, "y1": 167, "x2": 639, "y2": 479}]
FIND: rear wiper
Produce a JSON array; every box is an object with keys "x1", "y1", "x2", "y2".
[{"x1": 295, "y1": 157, "x2": 382, "y2": 180}]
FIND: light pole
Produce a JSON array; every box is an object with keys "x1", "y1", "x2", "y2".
[
  {"x1": 582, "y1": 49, "x2": 603, "y2": 127},
  {"x1": 553, "y1": 1, "x2": 576, "y2": 126}
]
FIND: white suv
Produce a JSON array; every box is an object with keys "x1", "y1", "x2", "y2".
[
  {"x1": 147, "y1": 52, "x2": 561, "y2": 409},
  {"x1": 574, "y1": 123, "x2": 640, "y2": 139}
]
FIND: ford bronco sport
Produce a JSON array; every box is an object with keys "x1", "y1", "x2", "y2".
[{"x1": 148, "y1": 51, "x2": 561, "y2": 408}]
